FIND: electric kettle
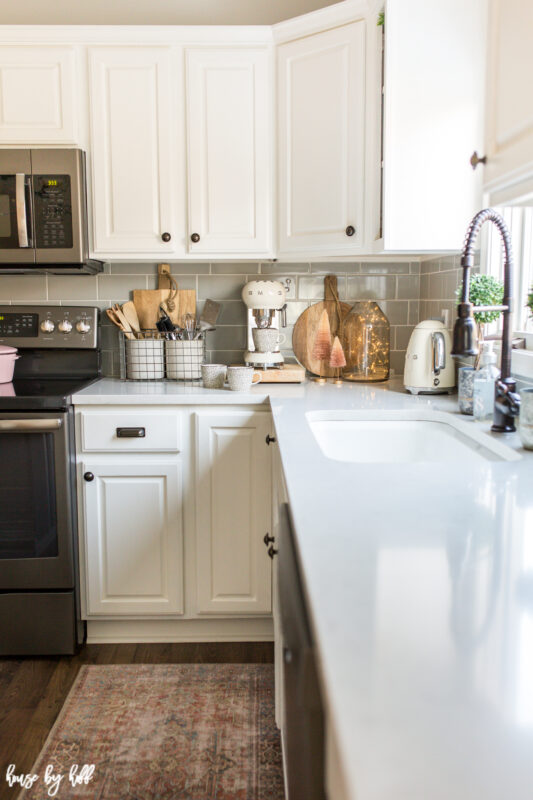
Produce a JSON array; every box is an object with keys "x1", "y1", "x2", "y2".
[{"x1": 404, "y1": 320, "x2": 455, "y2": 394}]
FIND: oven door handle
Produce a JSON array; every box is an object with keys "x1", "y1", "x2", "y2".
[
  {"x1": 0, "y1": 418, "x2": 63, "y2": 432},
  {"x1": 15, "y1": 173, "x2": 30, "y2": 248}
]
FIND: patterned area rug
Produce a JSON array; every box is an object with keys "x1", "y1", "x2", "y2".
[{"x1": 18, "y1": 664, "x2": 285, "y2": 800}]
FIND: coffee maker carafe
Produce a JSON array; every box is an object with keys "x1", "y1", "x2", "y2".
[{"x1": 242, "y1": 280, "x2": 287, "y2": 368}]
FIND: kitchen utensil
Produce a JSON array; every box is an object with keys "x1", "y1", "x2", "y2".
[
  {"x1": 227, "y1": 365, "x2": 262, "y2": 391},
  {"x1": 112, "y1": 304, "x2": 135, "y2": 340},
  {"x1": 201, "y1": 363, "x2": 227, "y2": 389},
  {"x1": 183, "y1": 313, "x2": 196, "y2": 341},
  {"x1": 0, "y1": 344, "x2": 19, "y2": 383},
  {"x1": 292, "y1": 276, "x2": 350, "y2": 378},
  {"x1": 404, "y1": 320, "x2": 455, "y2": 394},
  {"x1": 252, "y1": 328, "x2": 286, "y2": 353},
  {"x1": 199, "y1": 299, "x2": 221, "y2": 331},
  {"x1": 106, "y1": 307, "x2": 134, "y2": 339},
  {"x1": 121, "y1": 301, "x2": 141, "y2": 334}
]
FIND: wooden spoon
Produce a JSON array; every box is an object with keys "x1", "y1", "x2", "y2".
[
  {"x1": 106, "y1": 307, "x2": 134, "y2": 340},
  {"x1": 121, "y1": 301, "x2": 141, "y2": 334}
]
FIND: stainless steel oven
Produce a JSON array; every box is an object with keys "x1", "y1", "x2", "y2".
[
  {"x1": 0, "y1": 411, "x2": 83, "y2": 654},
  {"x1": 0, "y1": 304, "x2": 100, "y2": 655},
  {"x1": 0, "y1": 149, "x2": 102, "y2": 273}
]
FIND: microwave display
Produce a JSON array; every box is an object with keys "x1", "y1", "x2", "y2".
[{"x1": 33, "y1": 175, "x2": 73, "y2": 249}]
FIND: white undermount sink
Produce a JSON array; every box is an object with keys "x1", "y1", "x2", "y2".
[{"x1": 306, "y1": 411, "x2": 521, "y2": 464}]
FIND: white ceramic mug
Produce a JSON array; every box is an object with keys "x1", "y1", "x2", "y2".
[
  {"x1": 227, "y1": 365, "x2": 262, "y2": 391},
  {"x1": 252, "y1": 327, "x2": 286, "y2": 353},
  {"x1": 201, "y1": 363, "x2": 227, "y2": 389}
]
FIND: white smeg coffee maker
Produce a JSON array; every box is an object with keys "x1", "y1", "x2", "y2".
[{"x1": 242, "y1": 280, "x2": 287, "y2": 369}]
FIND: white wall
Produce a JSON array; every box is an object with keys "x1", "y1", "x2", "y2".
[{"x1": 0, "y1": 0, "x2": 341, "y2": 25}]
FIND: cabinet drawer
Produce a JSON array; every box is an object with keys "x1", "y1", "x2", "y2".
[{"x1": 79, "y1": 411, "x2": 180, "y2": 452}]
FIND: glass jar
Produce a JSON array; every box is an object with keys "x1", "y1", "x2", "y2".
[
  {"x1": 473, "y1": 342, "x2": 499, "y2": 421},
  {"x1": 342, "y1": 301, "x2": 390, "y2": 382},
  {"x1": 458, "y1": 366, "x2": 475, "y2": 415}
]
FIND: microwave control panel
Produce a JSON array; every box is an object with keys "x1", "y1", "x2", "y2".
[{"x1": 33, "y1": 175, "x2": 73, "y2": 249}]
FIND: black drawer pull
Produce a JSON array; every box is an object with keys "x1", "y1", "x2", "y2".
[
  {"x1": 263, "y1": 532, "x2": 275, "y2": 546},
  {"x1": 268, "y1": 545, "x2": 278, "y2": 559},
  {"x1": 265, "y1": 434, "x2": 276, "y2": 445},
  {"x1": 116, "y1": 427, "x2": 146, "y2": 438},
  {"x1": 84, "y1": 472, "x2": 94, "y2": 482}
]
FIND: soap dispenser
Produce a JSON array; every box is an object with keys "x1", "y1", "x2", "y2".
[{"x1": 473, "y1": 341, "x2": 500, "y2": 421}]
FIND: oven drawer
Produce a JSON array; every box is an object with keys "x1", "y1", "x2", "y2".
[{"x1": 79, "y1": 410, "x2": 181, "y2": 452}]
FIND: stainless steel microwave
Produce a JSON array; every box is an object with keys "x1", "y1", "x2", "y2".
[{"x1": 0, "y1": 149, "x2": 102, "y2": 273}]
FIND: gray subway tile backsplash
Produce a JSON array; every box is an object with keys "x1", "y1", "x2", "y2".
[{"x1": 0, "y1": 257, "x2": 469, "y2": 377}]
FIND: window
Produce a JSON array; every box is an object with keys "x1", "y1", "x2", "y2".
[{"x1": 484, "y1": 206, "x2": 533, "y2": 333}]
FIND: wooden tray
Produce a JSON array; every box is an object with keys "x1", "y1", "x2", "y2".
[{"x1": 292, "y1": 275, "x2": 350, "y2": 378}]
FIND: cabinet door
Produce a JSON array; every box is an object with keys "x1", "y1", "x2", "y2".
[
  {"x1": 381, "y1": 0, "x2": 486, "y2": 250},
  {"x1": 484, "y1": 0, "x2": 533, "y2": 199},
  {"x1": 278, "y1": 22, "x2": 365, "y2": 255},
  {"x1": 0, "y1": 46, "x2": 77, "y2": 144},
  {"x1": 186, "y1": 48, "x2": 272, "y2": 255},
  {"x1": 89, "y1": 47, "x2": 180, "y2": 255},
  {"x1": 81, "y1": 461, "x2": 183, "y2": 615},
  {"x1": 194, "y1": 411, "x2": 272, "y2": 615}
]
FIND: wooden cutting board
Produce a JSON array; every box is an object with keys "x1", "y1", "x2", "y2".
[
  {"x1": 133, "y1": 289, "x2": 197, "y2": 330},
  {"x1": 292, "y1": 275, "x2": 351, "y2": 378}
]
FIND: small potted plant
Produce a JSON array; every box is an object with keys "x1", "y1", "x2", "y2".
[
  {"x1": 457, "y1": 274, "x2": 504, "y2": 366},
  {"x1": 527, "y1": 287, "x2": 533, "y2": 323}
]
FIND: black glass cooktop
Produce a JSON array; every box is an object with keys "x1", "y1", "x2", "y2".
[{"x1": 0, "y1": 377, "x2": 98, "y2": 411}]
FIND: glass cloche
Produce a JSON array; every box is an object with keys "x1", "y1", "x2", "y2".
[{"x1": 342, "y1": 301, "x2": 390, "y2": 382}]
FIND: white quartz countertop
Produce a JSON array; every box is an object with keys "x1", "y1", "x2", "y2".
[{"x1": 73, "y1": 376, "x2": 533, "y2": 799}]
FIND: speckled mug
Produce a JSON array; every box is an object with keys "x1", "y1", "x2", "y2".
[
  {"x1": 519, "y1": 388, "x2": 533, "y2": 450},
  {"x1": 227, "y1": 366, "x2": 262, "y2": 391},
  {"x1": 201, "y1": 363, "x2": 227, "y2": 389}
]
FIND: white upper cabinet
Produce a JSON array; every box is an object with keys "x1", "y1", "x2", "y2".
[
  {"x1": 484, "y1": 0, "x2": 533, "y2": 202},
  {"x1": 278, "y1": 21, "x2": 366, "y2": 255},
  {"x1": 89, "y1": 47, "x2": 182, "y2": 256},
  {"x1": 380, "y1": 0, "x2": 487, "y2": 251},
  {"x1": 185, "y1": 48, "x2": 272, "y2": 255},
  {"x1": 0, "y1": 46, "x2": 77, "y2": 144}
]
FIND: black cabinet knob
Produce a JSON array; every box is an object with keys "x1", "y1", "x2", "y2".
[
  {"x1": 345, "y1": 225, "x2": 356, "y2": 237},
  {"x1": 190, "y1": 233, "x2": 200, "y2": 243},
  {"x1": 161, "y1": 232, "x2": 171, "y2": 242},
  {"x1": 263, "y1": 533, "x2": 275, "y2": 546},
  {"x1": 84, "y1": 472, "x2": 94, "y2": 482},
  {"x1": 265, "y1": 434, "x2": 276, "y2": 445},
  {"x1": 268, "y1": 545, "x2": 278, "y2": 559}
]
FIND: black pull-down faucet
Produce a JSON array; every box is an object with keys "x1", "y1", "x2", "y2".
[{"x1": 451, "y1": 208, "x2": 521, "y2": 432}]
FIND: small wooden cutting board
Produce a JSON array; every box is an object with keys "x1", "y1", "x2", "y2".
[
  {"x1": 133, "y1": 288, "x2": 197, "y2": 330},
  {"x1": 292, "y1": 275, "x2": 350, "y2": 378}
]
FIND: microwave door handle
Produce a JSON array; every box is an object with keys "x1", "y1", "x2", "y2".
[{"x1": 15, "y1": 173, "x2": 29, "y2": 248}]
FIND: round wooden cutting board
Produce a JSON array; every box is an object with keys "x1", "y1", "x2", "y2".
[{"x1": 292, "y1": 276, "x2": 351, "y2": 377}]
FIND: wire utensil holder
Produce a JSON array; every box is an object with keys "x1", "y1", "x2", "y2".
[{"x1": 119, "y1": 331, "x2": 206, "y2": 381}]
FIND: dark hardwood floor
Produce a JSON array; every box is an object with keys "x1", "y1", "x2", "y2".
[{"x1": 0, "y1": 642, "x2": 273, "y2": 800}]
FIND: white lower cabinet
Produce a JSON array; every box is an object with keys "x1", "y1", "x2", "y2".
[
  {"x1": 194, "y1": 410, "x2": 273, "y2": 615},
  {"x1": 81, "y1": 460, "x2": 183, "y2": 615}
]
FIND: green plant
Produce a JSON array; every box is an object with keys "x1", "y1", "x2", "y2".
[
  {"x1": 456, "y1": 274, "x2": 504, "y2": 325},
  {"x1": 377, "y1": 11, "x2": 385, "y2": 26},
  {"x1": 528, "y1": 287, "x2": 533, "y2": 319}
]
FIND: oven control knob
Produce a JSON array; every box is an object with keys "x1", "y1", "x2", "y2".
[
  {"x1": 76, "y1": 320, "x2": 91, "y2": 334},
  {"x1": 40, "y1": 319, "x2": 55, "y2": 333},
  {"x1": 58, "y1": 319, "x2": 73, "y2": 333}
]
